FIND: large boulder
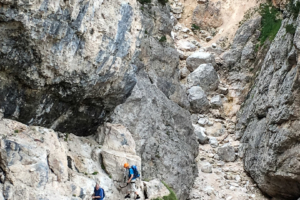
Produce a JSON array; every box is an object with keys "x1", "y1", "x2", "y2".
[
  {"x1": 192, "y1": 2, "x2": 223, "y2": 30},
  {"x1": 188, "y1": 86, "x2": 210, "y2": 113},
  {"x1": 186, "y1": 51, "x2": 216, "y2": 72},
  {"x1": 187, "y1": 64, "x2": 219, "y2": 92},
  {"x1": 217, "y1": 144, "x2": 236, "y2": 162}
]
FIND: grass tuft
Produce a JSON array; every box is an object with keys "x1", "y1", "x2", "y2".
[
  {"x1": 153, "y1": 181, "x2": 178, "y2": 200},
  {"x1": 259, "y1": 3, "x2": 282, "y2": 45},
  {"x1": 288, "y1": 0, "x2": 300, "y2": 19},
  {"x1": 286, "y1": 24, "x2": 296, "y2": 35}
]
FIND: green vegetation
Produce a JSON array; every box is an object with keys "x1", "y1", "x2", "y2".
[
  {"x1": 14, "y1": 130, "x2": 19, "y2": 133},
  {"x1": 286, "y1": 24, "x2": 296, "y2": 34},
  {"x1": 138, "y1": 0, "x2": 151, "y2": 4},
  {"x1": 92, "y1": 171, "x2": 98, "y2": 175},
  {"x1": 159, "y1": 35, "x2": 167, "y2": 43},
  {"x1": 158, "y1": 0, "x2": 168, "y2": 5},
  {"x1": 153, "y1": 181, "x2": 178, "y2": 200},
  {"x1": 84, "y1": 172, "x2": 88, "y2": 176},
  {"x1": 259, "y1": 3, "x2": 282, "y2": 45},
  {"x1": 288, "y1": 0, "x2": 300, "y2": 19},
  {"x1": 73, "y1": 194, "x2": 76, "y2": 197},
  {"x1": 64, "y1": 133, "x2": 69, "y2": 142},
  {"x1": 191, "y1": 24, "x2": 200, "y2": 31}
]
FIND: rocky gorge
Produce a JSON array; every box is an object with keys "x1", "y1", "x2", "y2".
[{"x1": 1, "y1": 0, "x2": 300, "y2": 199}]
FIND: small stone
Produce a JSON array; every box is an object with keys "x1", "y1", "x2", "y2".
[
  {"x1": 209, "y1": 137, "x2": 219, "y2": 148},
  {"x1": 198, "y1": 117, "x2": 209, "y2": 126},
  {"x1": 201, "y1": 161, "x2": 212, "y2": 173},
  {"x1": 212, "y1": 43, "x2": 217, "y2": 48},
  {"x1": 183, "y1": 34, "x2": 188, "y2": 38},
  {"x1": 180, "y1": 67, "x2": 190, "y2": 79},
  {"x1": 182, "y1": 27, "x2": 190, "y2": 33},
  {"x1": 206, "y1": 36, "x2": 213, "y2": 42},
  {"x1": 217, "y1": 86, "x2": 229, "y2": 95},
  {"x1": 210, "y1": 95, "x2": 223, "y2": 108},
  {"x1": 193, "y1": 124, "x2": 209, "y2": 144}
]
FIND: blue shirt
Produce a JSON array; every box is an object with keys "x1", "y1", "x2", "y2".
[
  {"x1": 94, "y1": 187, "x2": 104, "y2": 200},
  {"x1": 129, "y1": 168, "x2": 136, "y2": 181}
]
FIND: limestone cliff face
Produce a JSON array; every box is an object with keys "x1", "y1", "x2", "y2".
[
  {"x1": 235, "y1": 5, "x2": 300, "y2": 200},
  {"x1": 0, "y1": 0, "x2": 198, "y2": 199},
  {"x1": 0, "y1": 0, "x2": 141, "y2": 136}
]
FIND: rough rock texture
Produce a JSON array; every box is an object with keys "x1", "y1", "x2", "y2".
[
  {"x1": 186, "y1": 51, "x2": 216, "y2": 72},
  {"x1": 236, "y1": 14, "x2": 300, "y2": 199},
  {"x1": 187, "y1": 63, "x2": 219, "y2": 92}
]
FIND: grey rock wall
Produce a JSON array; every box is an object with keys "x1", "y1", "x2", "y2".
[{"x1": 236, "y1": 13, "x2": 300, "y2": 199}]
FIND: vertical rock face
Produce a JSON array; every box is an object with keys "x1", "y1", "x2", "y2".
[
  {"x1": 236, "y1": 13, "x2": 300, "y2": 199},
  {"x1": 0, "y1": 0, "x2": 141, "y2": 136}
]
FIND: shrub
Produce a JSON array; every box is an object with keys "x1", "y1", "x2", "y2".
[
  {"x1": 191, "y1": 24, "x2": 200, "y2": 31},
  {"x1": 159, "y1": 35, "x2": 167, "y2": 43},
  {"x1": 92, "y1": 171, "x2": 98, "y2": 175},
  {"x1": 286, "y1": 24, "x2": 296, "y2": 34},
  {"x1": 138, "y1": 0, "x2": 151, "y2": 4},
  {"x1": 259, "y1": 3, "x2": 282, "y2": 45},
  {"x1": 158, "y1": 0, "x2": 168, "y2": 5}
]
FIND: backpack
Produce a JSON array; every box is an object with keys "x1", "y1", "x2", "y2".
[
  {"x1": 131, "y1": 165, "x2": 140, "y2": 179},
  {"x1": 101, "y1": 188, "x2": 105, "y2": 198}
]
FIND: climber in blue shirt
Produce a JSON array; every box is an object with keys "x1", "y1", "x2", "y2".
[{"x1": 92, "y1": 183, "x2": 105, "y2": 200}]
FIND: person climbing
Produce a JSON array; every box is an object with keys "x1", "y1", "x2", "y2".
[
  {"x1": 124, "y1": 163, "x2": 141, "y2": 199},
  {"x1": 92, "y1": 183, "x2": 105, "y2": 200}
]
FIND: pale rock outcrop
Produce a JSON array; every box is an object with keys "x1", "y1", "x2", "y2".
[
  {"x1": 144, "y1": 179, "x2": 170, "y2": 199},
  {"x1": 187, "y1": 64, "x2": 219, "y2": 92},
  {"x1": 0, "y1": 119, "x2": 124, "y2": 199},
  {"x1": 99, "y1": 123, "x2": 141, "y2": 183},
  {"x1": 186, "y1": 51, "x2": 216, "y2": 71},
  {"x1": 188, "y1": 86, "x2": 210, "y2": 113}
]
